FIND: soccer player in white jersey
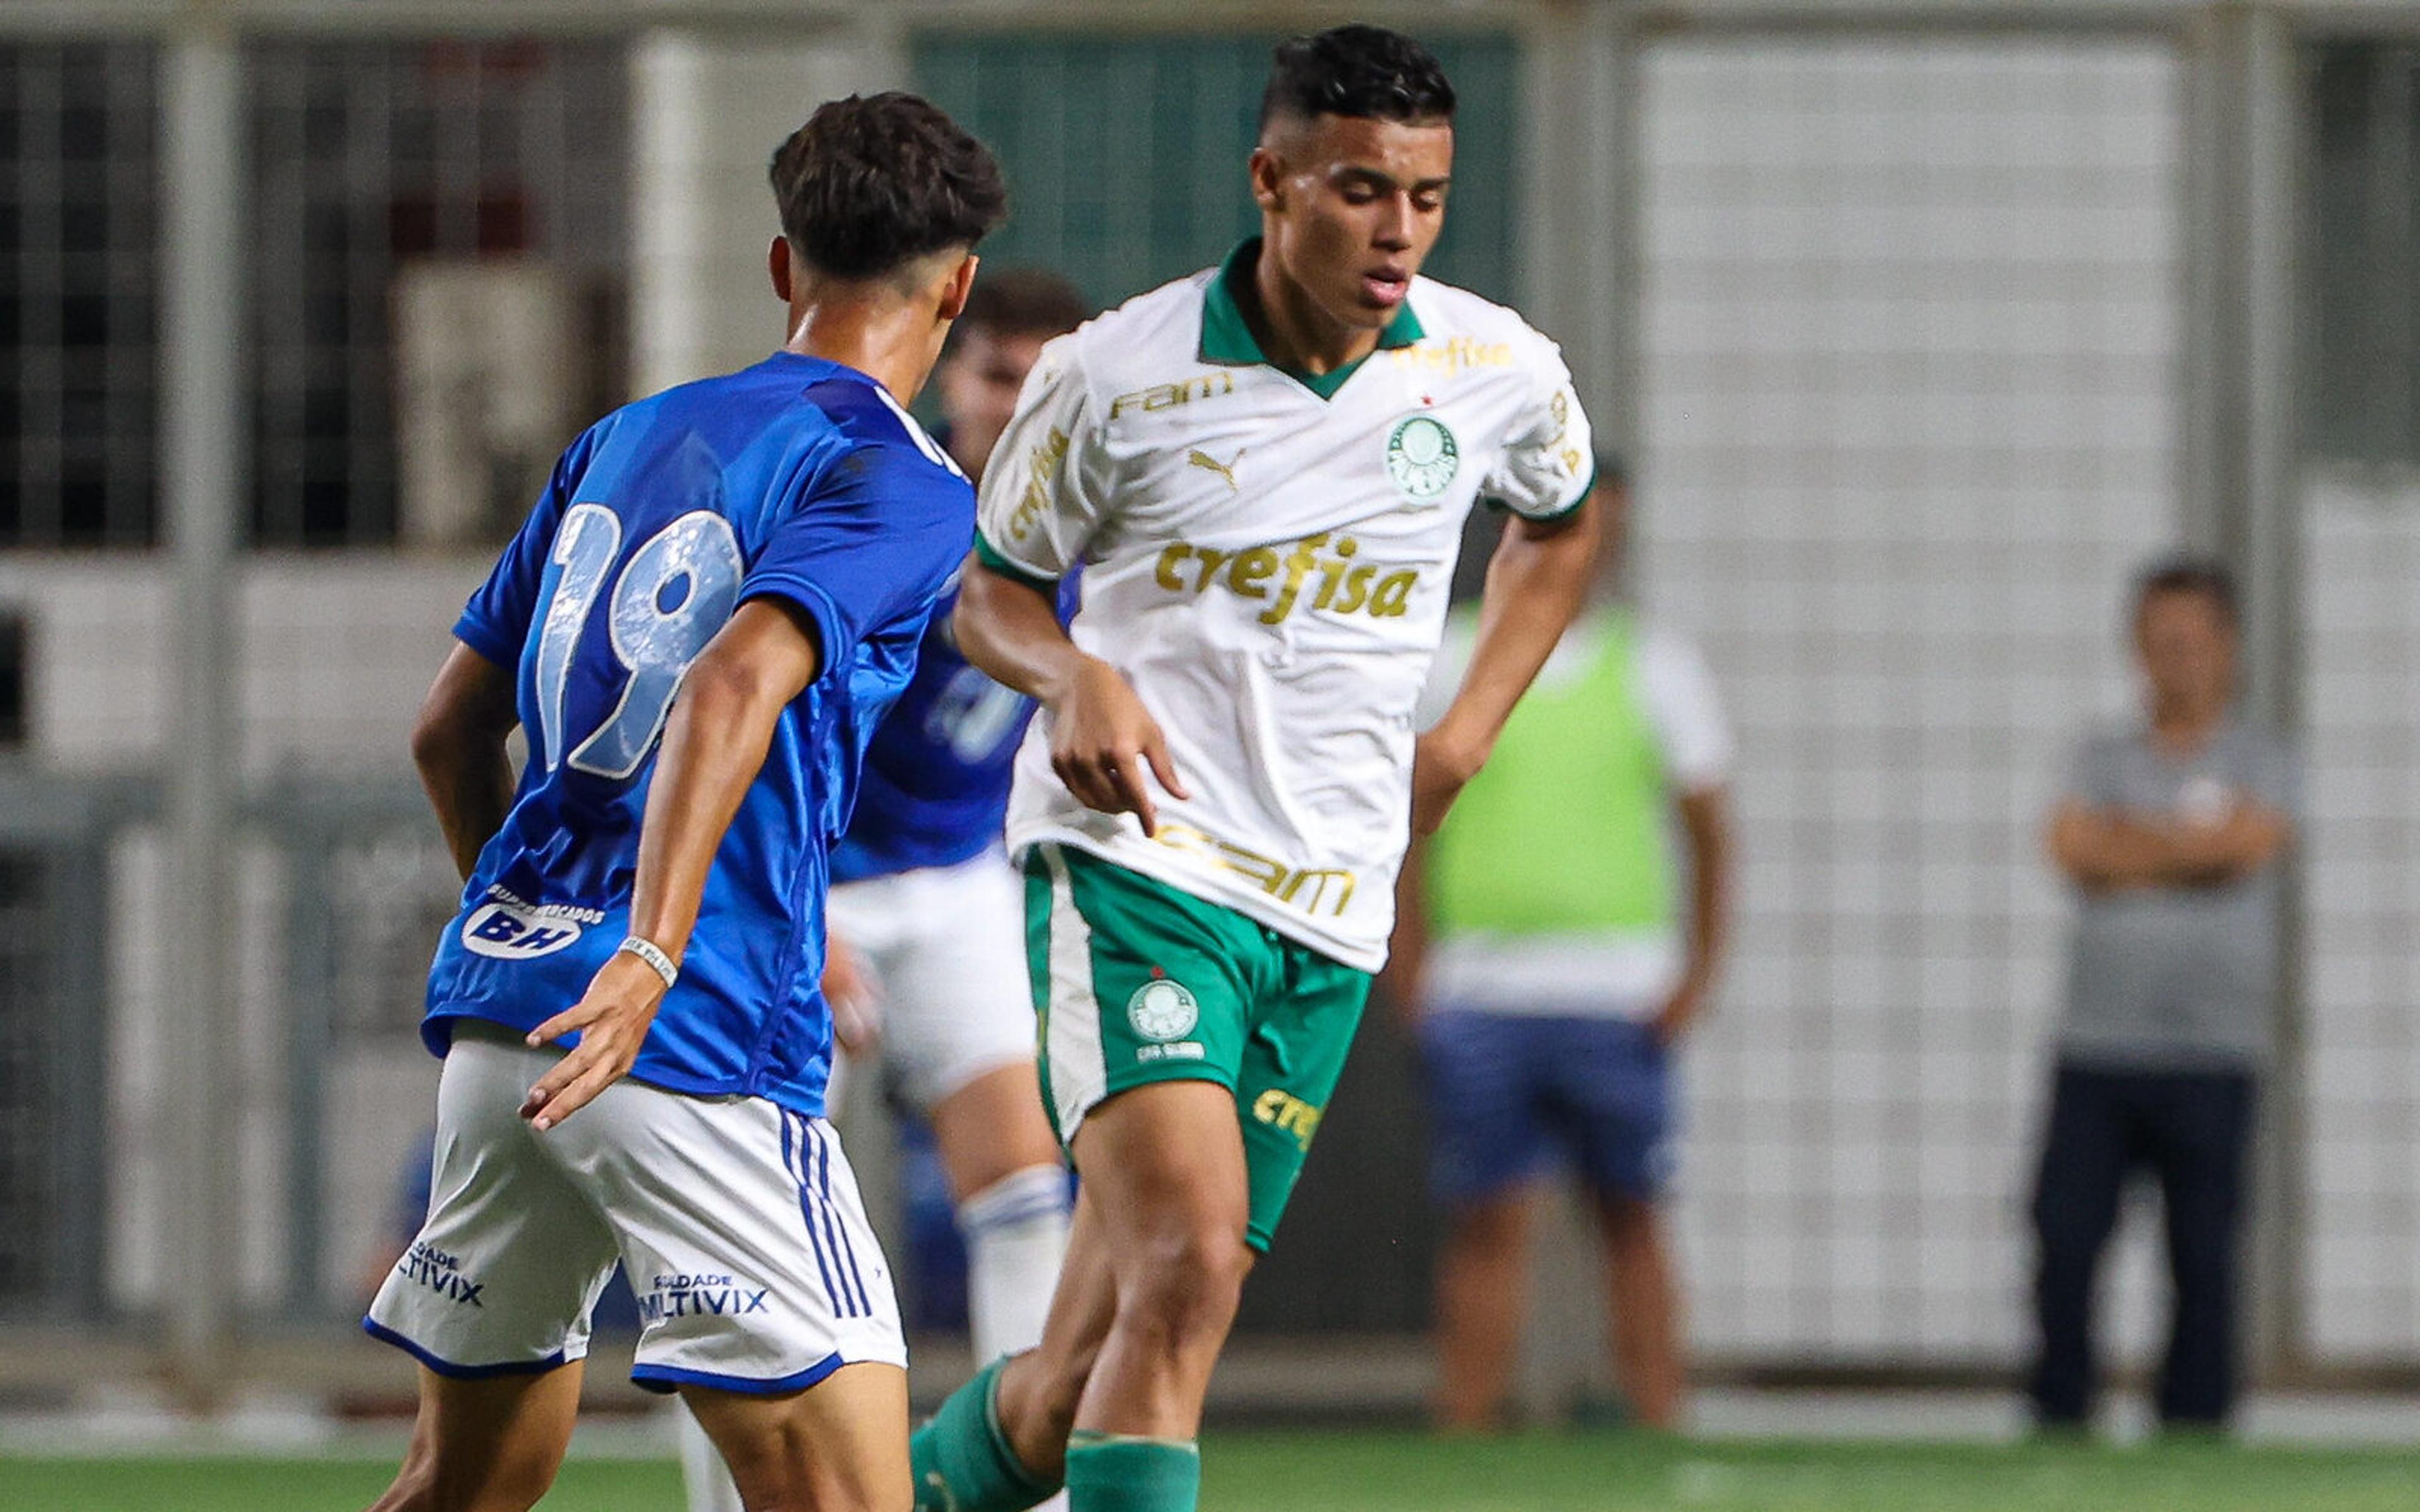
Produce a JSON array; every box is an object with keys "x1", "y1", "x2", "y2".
[
  {"x1": 909, "y1": 26, "x2": 1599, "y2": 1512},
  {"x1": 362, "y1": 95, "x2": 1001, "y2": 1512}
]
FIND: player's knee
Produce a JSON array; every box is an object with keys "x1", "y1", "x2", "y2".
[
  {"x1": 372, "y1": 1454, "x2": 554, "y2": 1512},
  {"x1": 1115, "y1": 1224, "x2": 1249, "y2": 1345}
]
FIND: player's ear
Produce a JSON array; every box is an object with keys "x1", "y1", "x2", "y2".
[
  {"x1": 937, "y1": 251, "x2": 979, "y2": 324},
  {"x1": 1248, "y1": 146, "x2": 1284, "y2": 212},
  {"x1": 768, "y1": 236, "x2": 795, "y2": 303}
]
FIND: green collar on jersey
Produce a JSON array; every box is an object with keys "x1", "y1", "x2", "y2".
[{"x1": 1199, "y1": 238, "x2": 1424, "y2": 400}]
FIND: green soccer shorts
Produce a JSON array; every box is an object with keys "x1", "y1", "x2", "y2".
[{"x1": 1022, "y1": 842, "x2": 1373, "y2": 1251}]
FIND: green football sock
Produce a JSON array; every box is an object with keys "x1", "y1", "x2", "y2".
[
  {"x1": 1064, "y1": 1431, "x2": 1201, "y2": 1512},
  {"x1": 910, "y1": 1356, "x2": 1061, "y2": 1512}
]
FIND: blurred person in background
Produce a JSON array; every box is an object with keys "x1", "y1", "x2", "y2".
[
  {"x1": 2032, "y1": 558, "x2": 2296, "y2": 1434},
  {"x1": 681, "y1": 270, "x2": 1091, "y2": 1512},
  {"x1": 1388, "y1": 461, "x2": 1735, "y2": 1431}
]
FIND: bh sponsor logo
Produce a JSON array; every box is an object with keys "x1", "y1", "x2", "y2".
[
  {"x1": 640, "y1": 1271, "x2": 771, "y2": 1323},
  {"x1": 462, "y1": 900, "x2": 585, "y2": 959},
  {"x1": 396, "y1": 1240, "x2": 484, "y2": 1308}
]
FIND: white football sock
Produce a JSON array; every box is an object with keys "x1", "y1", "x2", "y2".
[
  {"x1": 959, "y1": 1162, "x2": 1072, "y2": 1365},
  {"x1": 677, "y1": 1400, "x2": 744, "y2": 1512}
]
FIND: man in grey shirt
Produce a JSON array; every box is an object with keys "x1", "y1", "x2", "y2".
[{"x1": 2031, "y1": 558, "x2": 2295, "y2": 1433}]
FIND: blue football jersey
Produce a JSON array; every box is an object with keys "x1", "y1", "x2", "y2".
[
  {"x1": 422, "y1": 352, "x2": 974, "y2": 1116},
  {"x1": 828, "y1": 573, "x2": 1077, "y2": 884}
]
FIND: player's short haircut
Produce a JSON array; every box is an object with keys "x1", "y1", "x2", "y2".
[
  {"x1": 1259, "y1": 24, "x2": 1456, "y2": 134},
  {"x1": 769, "y1": 93, "x2": 1006, "y2": 282},
  {"x1": 2133, "y1": 556, "x2": 2239, "y2": 629},
  {"x1": 956, "y1": 269, "x2": 1090, "y2": 342},
  {"x1": 1594, "y1": 450, "x2": 1632, "y2": 490}
]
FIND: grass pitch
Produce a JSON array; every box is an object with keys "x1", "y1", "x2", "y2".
[{"x1": 6, "y1": 1429, "x2": 2418, "y2": 1510}]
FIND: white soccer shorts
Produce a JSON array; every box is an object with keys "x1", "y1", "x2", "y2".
[
  {"x1": 827, "y1": 851, "x2": 1039, "y2": 1112},
  {"x1": 366, "y1": 1026, "x2": 904, "y2": 1394}
]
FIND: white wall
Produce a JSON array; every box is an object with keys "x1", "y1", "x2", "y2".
[{"x1": 1638, "y1": 36, "x2": 2186, "y2": 1366}]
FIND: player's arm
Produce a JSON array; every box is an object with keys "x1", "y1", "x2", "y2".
[
  {"x1": 1413, "y1": 502, "x2": 1600, "y2": 834},
  {"x1": 1657, "y1": 784, "x2": 1734, "y2": 1045},
  {"x1": 519, "y1": 601, "x2": 822, "y2": 1130},
  {"x1": 410, "y1": 643, "x2": 522, "y2": 881},
  {"x1": 956, "y1": 561, "x2": 1189, "y2": 835},
  {"x1": 1377, "y1": 835, "x2": 1431, "y2": 1028},
  {"x1": 952, "y1": 335, "x2": 1187, "y2": 833},
  {"x1": 2046, "y1": 799, "x2": 2287, "y2": 892}
]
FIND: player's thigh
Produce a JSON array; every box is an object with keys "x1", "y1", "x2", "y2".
[
  {"x1": 879, "y1": 855, "x2": 1053, "y2": 1128},
  {"x1": 1416, "y1": 1008, "x2": 1558, "y2": 1213},
  {"x1": 366, "y1": 1030, "x2": 624, "y2": 1378},
  {"x1": 928, "y1": 1062, "x2": 1064, "y2": 1201},
  {"x1": 1540, "y1": 1016, "x2": 1678, "y2": 1206},
  {"x1": 681, "y1": 1360, "x2": 909, "y2": 1512},
  {"x1": 1069, "y1": 1080, "x2": 1255, "y2": 1286},
  {"x1": 1232, "y1": 948, "x2": 1373, "y2": 1251},
  {"x1": 1023, "y1": 843, "x2": 1255, "y2": 1150},
  {"x1": 560, "y1": 1084, "x2": 907, "y2": 1400}
]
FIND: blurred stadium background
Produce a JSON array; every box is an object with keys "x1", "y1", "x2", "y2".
[{"x1": 1, "y1": 0, "x2": 2417, "y2": 1492}]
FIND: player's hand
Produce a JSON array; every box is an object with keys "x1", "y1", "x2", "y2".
[
  {"x1": 1049, "y1": 656, "x2": 1190, "y2": 836},
  {"x1": 824, "y1": 936, "x2": 881, "y2": 1057},
  {"x1": 1651, "y1": 979, "x2": 1707, "y2": 1048},
  {"x1": 519, "y1": 951, "x2": 669, "y2": 1131},
  {"x1": 1409, "y1": 725, "x2": 1487, "y2": 836}
]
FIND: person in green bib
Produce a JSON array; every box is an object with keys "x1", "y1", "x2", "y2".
[{"x1": 1390, "y1": 462, "x2": 1735, "y2": 1431}]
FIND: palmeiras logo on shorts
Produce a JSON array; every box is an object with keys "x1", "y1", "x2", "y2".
[
  {"x1": 1385, "y1": 414, "x2": 1460, "y2": 501},
  {"x1": 1127, "y1": 973, "x2": 1200, "y2": 1043}
]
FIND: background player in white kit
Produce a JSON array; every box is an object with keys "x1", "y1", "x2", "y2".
[
  {"x1": 362, "y1": 94, "x2": 1002, "y2": 1512},
  {"x1": 912, "y1": 26, "x2": 1601, "y2": 1512},
  {"x1": 681, "y1": 272, "x2": 1089, "y2": 1512}
]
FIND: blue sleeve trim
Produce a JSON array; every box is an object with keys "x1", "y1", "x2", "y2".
[
  {"x1": 362, "y1": 1317, "x2": 576, "y2": 1379},
  {"x1": 738, "y1": 573, "x2": 849, "y2": 685},
  {"x1": 628, "y1": 1351, "x2": 847, "y2": 1397},
  {"x1": 451, "y1": 611, "x2": 522, "y2": 671}
]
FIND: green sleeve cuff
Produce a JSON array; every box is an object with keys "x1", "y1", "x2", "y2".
[{"x1": 974, "y1": 533, "x2": 1063, "y2": 593}]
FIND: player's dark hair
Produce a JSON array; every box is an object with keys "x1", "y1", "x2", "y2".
[
  {"x1": 956, "y1": 268, "x2": 1091, "y2": 341},
  {"x1": 2134, "y1": 556, "x2": 2239, "y2": 629},
  {"x1": 1594, "y1": 450, "x2": 1632, "y2": 490},
  {"x1": 1259, "y1": 24, "x2": 1456, "y2": 133},
  {"x1": 769, "y1": 93, "x2": 1007, "y2": 282}
]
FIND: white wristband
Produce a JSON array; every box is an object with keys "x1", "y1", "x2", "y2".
[{"x1": 618, "y1": 936, "x2": 679, "y2": 990}]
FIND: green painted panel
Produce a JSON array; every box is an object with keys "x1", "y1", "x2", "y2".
[{"x1": 914, "y1": 32, "x2": 1519, "y2": 313}]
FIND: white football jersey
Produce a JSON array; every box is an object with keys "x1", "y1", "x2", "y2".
[{"x1": 977, "y1": 241, "x2": 1594, "y2": 970}]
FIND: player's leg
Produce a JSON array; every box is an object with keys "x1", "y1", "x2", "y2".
[
  {"x1": 682, "y1": 1361, "x2": 909, "y2": 1511},
  {"x1": 914, "y1": 845, "x2": 1265, "y2": 1512},
  {"x1": 1553, "y1": 1015, "x2": 1686, "y2": 1429},
  {"x1": 367, "y1": 1365, "x2": 584, "y2": 1512},
  {"x1": 931, "y1": 1065, "x2": 1073, "y2": 1364},
  {"x1": 1593, "y1": 1195, "x2": 1683, "y2": 1429},
  {"x1": 1417, "y1": 1007, "x2": 1554, "y2": 1430},
  {"x1": 913, "y1": 1184, "x2": 1119, "y2": 1512},
  {"x1": 586, "y1": 1075, "x2": 910, "y2": 1510},
  {"x1": 2026, "y1": 1062, "x2": 2135, "y2": 1428},
  {"x1": 890, "y1": 856, "x2": 1073, "y2": 1370},
  {"x1": 2145, "y1": 1069, "x2": 2255, "y2": 1429},
  {"x1": 361, "y1": 1027, "x2": 625, "y2": 1511}
]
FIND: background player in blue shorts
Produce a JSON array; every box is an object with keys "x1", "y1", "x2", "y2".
[
  {"x1": 360, "y1": 93, "x2": 1002, "y2": 1512},
  {"x1": 1392, "y1": 467, "x2": 1736, "y2": 1431},
  {"x1": 681, "y1": 272, "x2": 1090, "y2": 1512}
]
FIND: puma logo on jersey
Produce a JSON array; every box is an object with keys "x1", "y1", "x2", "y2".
[
  {"x1": 1153, "y1": 530, "x2": 1419, "y2": 626},
  {"x1": 1187, "y1": 447, "x2": 1243, "y2": 490}
]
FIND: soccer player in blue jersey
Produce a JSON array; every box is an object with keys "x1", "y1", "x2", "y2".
[
  {"x1": 360, "y1": 93, "x2": 1004, "y2": 1512},
  {"x1": 681, "y1": 272, "x2": 1090, "y2": 1512}
]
